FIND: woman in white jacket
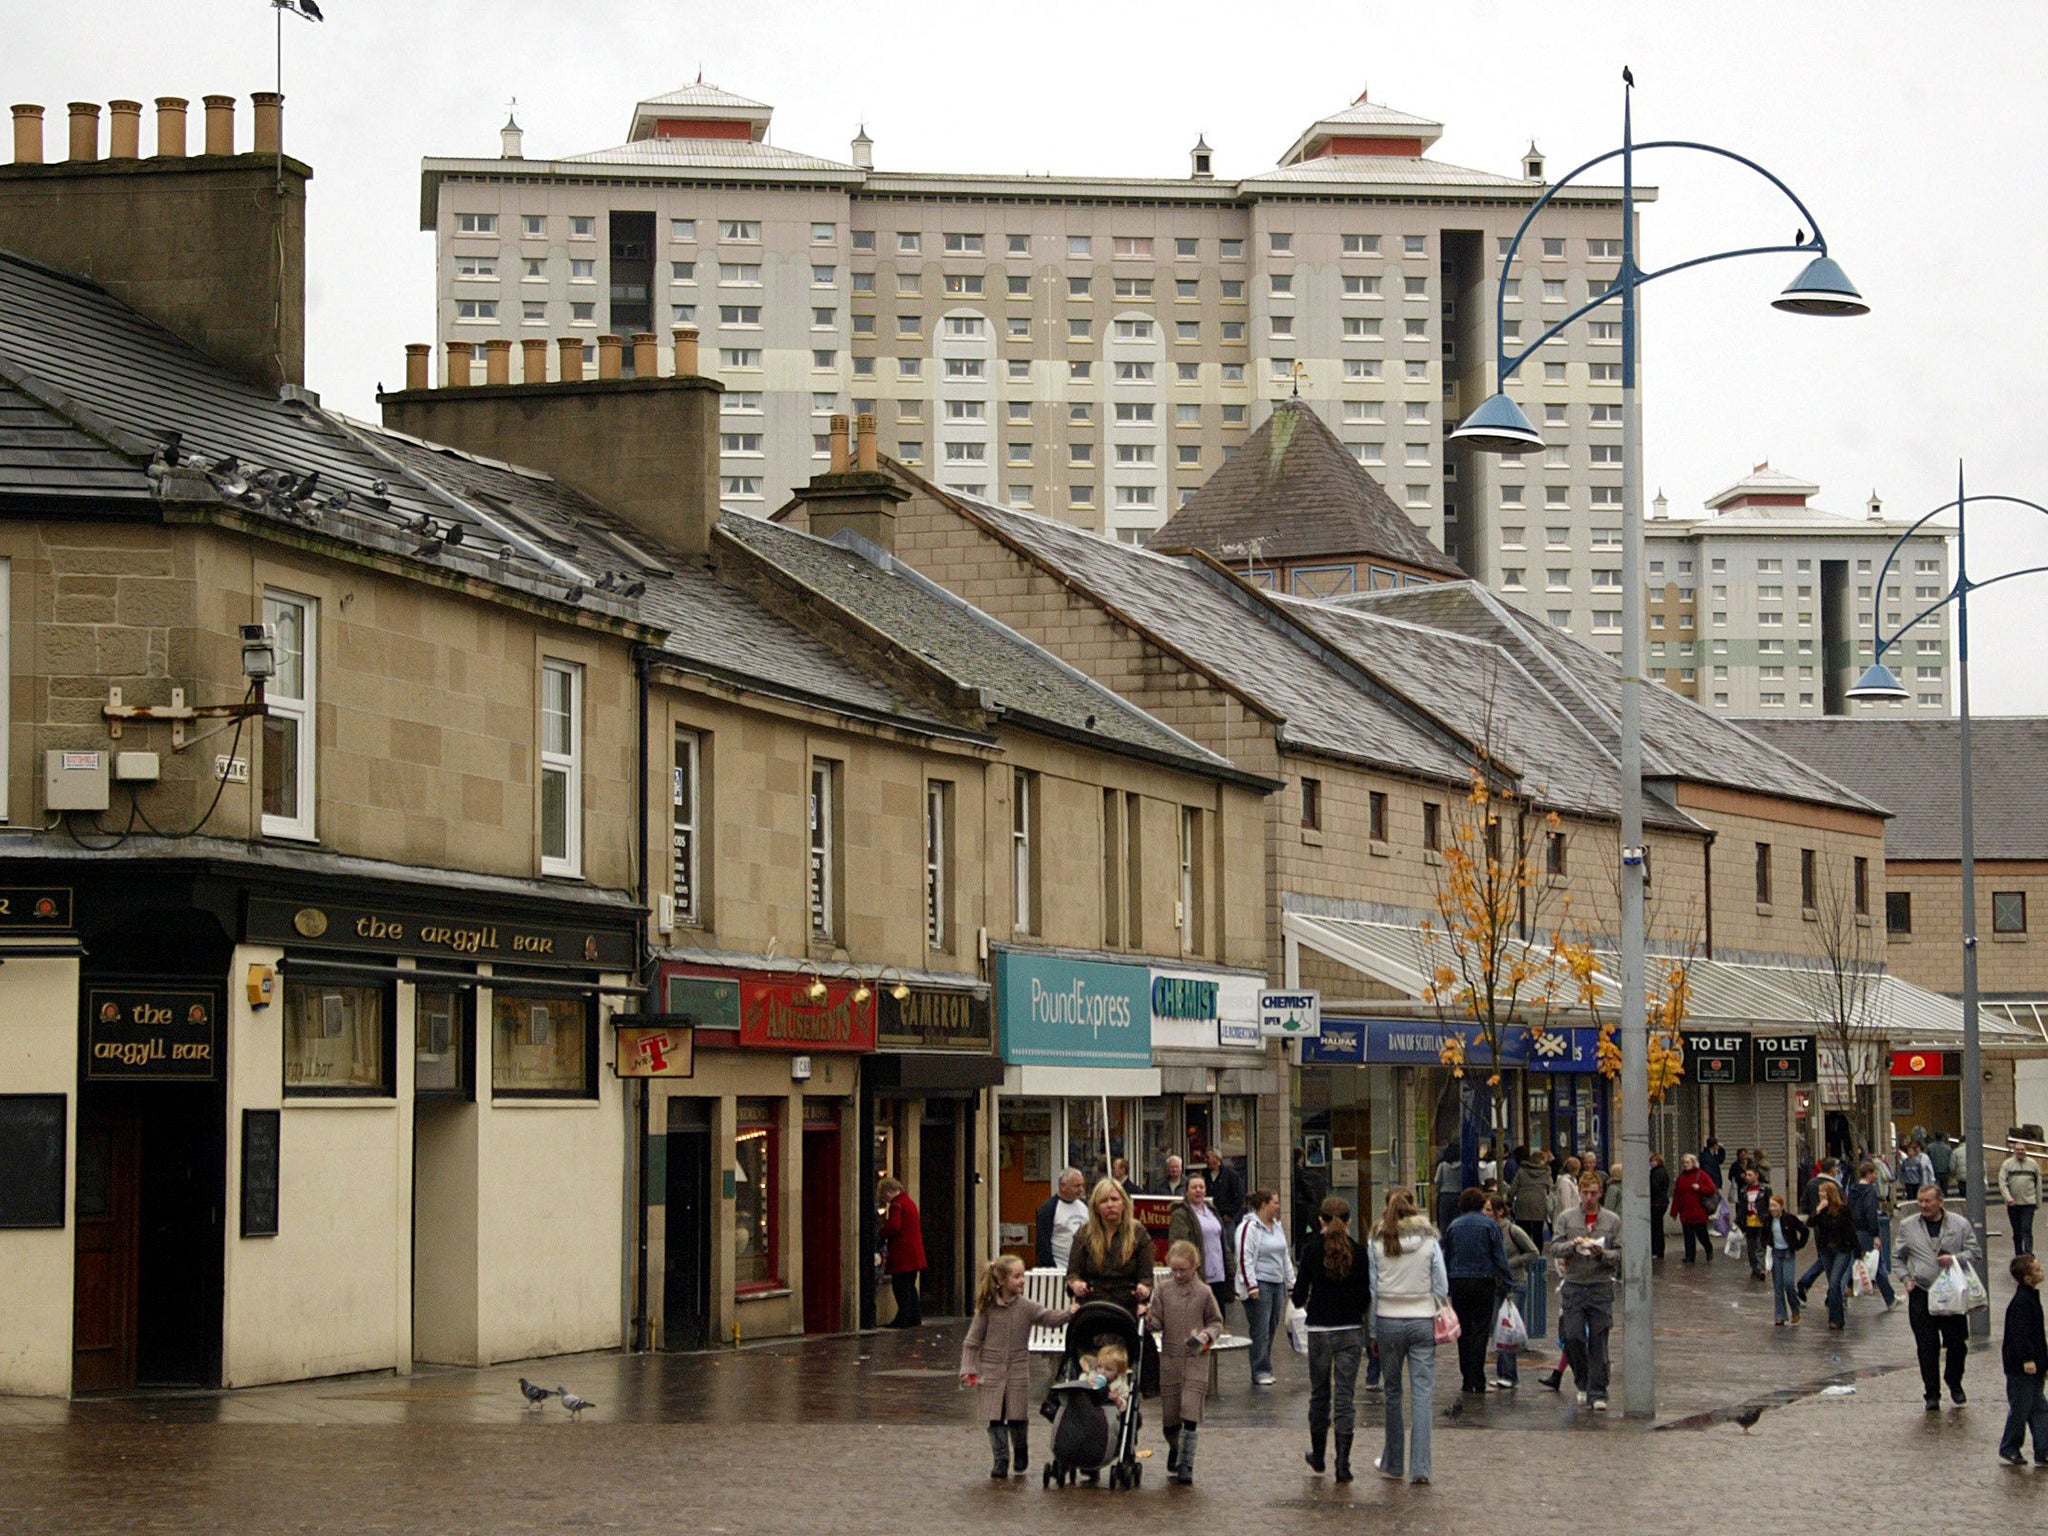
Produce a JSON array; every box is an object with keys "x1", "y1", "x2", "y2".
[
  {"x1": 1236, "y1": 1187, "x2": 1297, "y2": 1386},
  {"x1": 1366, "y1": 1189, "x2": 1448, "y2": 1486}
]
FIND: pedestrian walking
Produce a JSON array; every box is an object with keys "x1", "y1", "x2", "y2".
[
  {"x1": 1649, "y1": 1153, "x2": 1671, "y2": 1262},
  {"x1": 1999, "y1": 1253, "x2": 2048, "y2": 1466},
  {"x1": 1035, "y1": 1167, "x2": 1090, "y2": 1271},
  {"x1": 1490, "y1": 1193, "x2": 1540, "y2": 1389},
  {"x1": 1795, "y1": 1158, "x2": 1843, "y2": 1300},
  {"x1": 1897, "y1": 1139, "x2": 1932, "y2": 1204},
  {"x1": 1764, "y1": 1195, "x2": 1807, "y2": 1326},
  {"x1": 1700, "y1": 1138, "x2": 1725, "y2": 1191},
  {"x1": 1847, "y1": 1159, "x2": 1897, "y2": 1309},
  {"x1": 1509, "y1": 1149, "x2": 1553, "y2": 1248},
  {"x1": 1234, "y1": 1187, "x2": 1295, "y2": 1386},
  {"x1": 1434, "y1": 1145, "x2": 1463, "y2": 1232},
  {"x1": 1204, "y1": 1146, "x2": 1247, "y2": 1236},
  {"x1": 1926, "y1": 1133, "x2": 1954, "y2": 1195},
  {"x1": 876, "y1": 1177, "x2": 926, "y2": 1329},
  {"x1": 1671, "y1": 1153, "x2": 1719, "y2": 1264},
  {"x1": 1367, "y1": 1190, "x2": 1445, "y2": 1485},
  {"x1": 1546, "y1": 1171, "x2": 1621, "y2": 1411},
  {"x1": 1293, "y1": 1196, "x2": 1370, "y2": 1483},
  {"x1": 1063, "y1": 1179, "x2": 1155, "y2": 1314},
  {"x1": 1602, "y1": 1163, "x2": 1623, "y2": 1214},
  {"x1": 1893, "y1": 1182, "x2": 1981, "y2": 1410},
  {"x1": 2000, "y1": 1140, "x2": 2041, "y2": 1256},
  {"x1": 1735, "y1": 1167, "x2": 1773, "y2": 1281},
  {"x1": 960, "y1": 1255, "x2": 1071, "y2": 1478},
  {"x1": 1443, "y1": 1188, "x2": 1513, "y2": 1395},
  {"x1": 1811, "y1": 1181, "x2": 1860, "y2": 1330},
  {"x1": 1167, "y1": 1173, "x2": 1234, "y2": 1327},
  {"x1": 1476, "y1": 1143, "x2": 1500, "y2": 1190},
  {"x1": 1147, "y1": 1239, "x2": 1224, "y2": 1485},
  {"x1": 1550, "y1": 1154, "x2": 1582, "y2": 1230}
]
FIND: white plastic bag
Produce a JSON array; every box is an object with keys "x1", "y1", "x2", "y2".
[
  {"x1": 1926, "y1": 1262, "x2": 1969, "y2": 1316},
  {"x1": 1723, "y1": 1227, "x2": 1745, "y2": 1258},
  {"x1": 1492, "y1": 1297, "x2": 1529, "y2": 1351},
  {"x1": 1956, "y1": 1257, "x2": 1990, "y2": 1311},
  {"x1": 1851, "y1": 1255, "x2": 1873, "y2": 1297},
  {"x1": 1285, "y1": 1304, "x2": 1309, "y2": 1357}
]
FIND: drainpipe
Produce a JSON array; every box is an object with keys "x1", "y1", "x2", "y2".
[{"x1": 631, "y1": 642, "x2": 655, "y2": 1352}]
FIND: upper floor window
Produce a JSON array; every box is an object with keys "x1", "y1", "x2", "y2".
[
  {"x1": 1300, "y1": 777, "x2": 1322, "y2": 831},
  {"x1": 1754, "y1": 842, "x2": 1772, "y2": 906},
  {"x1": 1013, "y1": 769, "x2": 1039, "y2": 934},
  {"x1": 672, "y1": 730, "x2": 702, "y2": 927},
  {"x1": 539, "y1": 660, "x2": 582, "y2": 877},
  {"x1": 261, "y1": 591, "x2": 316, "y2": 841},
  {"x1": 1993, "y1": 890, "x2": 2029, "y2": 934},
  {"x1": 1179, "y1": 806, "x2": 1204, "y2": 955},
  {"x1": 926, "y1": 781, "x2": 952, "y2": 950},
  {"x1": 1886, "y1": 891, "x2": 1912, "y2": 935},
  {"x1": 809, "y1": 758, "x2": 840, "y2": 940}
]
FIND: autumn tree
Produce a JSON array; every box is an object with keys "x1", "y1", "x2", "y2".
[{"x1": 1795, "y1": 850, "x2": 1887, "y2": 1153}]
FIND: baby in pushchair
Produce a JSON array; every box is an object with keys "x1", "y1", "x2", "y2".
[{"x1": 1042, "y1": 1302, "x2": 1145, "y2": 1489}]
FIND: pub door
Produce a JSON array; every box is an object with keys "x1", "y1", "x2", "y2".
[
  {"x1": 72, "y1": 1110, "x2": 141, "y2": 1393},
  {"x1": 801, "y1": 1114, "x2": 843, "y2": 1334},
  {"x1": 662, "y1": 1098, "x2": 712, "y2": 1351},
  {"x1": 917, "y1": 1100, "x2": 960, "y2": 1316}
]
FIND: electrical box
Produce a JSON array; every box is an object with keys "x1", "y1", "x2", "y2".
[
  {"x1": 45, "y1": 749, "x2": 110, "y2": 811},
  {"x1": 114, "y1": 751, "x2": 160, "y2": 783}
]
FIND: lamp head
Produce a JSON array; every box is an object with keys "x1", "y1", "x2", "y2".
[
  {"x1": 1845, "y1": 661, "x2": 1910, "y2": 702},
  {"x1": 1772, "y1": 255, "x2": 1869, "y2": 317},
  {"x1": 1448, "y1": 392, "x2": 1545, "y2": 454},
  {"x1": 890, "y1": 981, "x2": 909, "y2": 1002},
  {"x1": 851, "y1": 981, "x2": 872, "y2": 1004}
]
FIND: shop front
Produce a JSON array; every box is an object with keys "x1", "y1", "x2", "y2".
[
  {"x1": 649, "y1": 962, "x2": 872, "y2": 1348},
  {"x1": 1888, "y1": 1048, "x2": 1962, "y2": 1153},
  {"x1": 1680, "y1": 1030, "x2": 1815, "y2": 1174},
  {"x1": 860, "y1": 980, "x2": 1001, "y2": 1324},
  {"x1": 1147, "y1": 965, "x2": 1278, "y2": 1203}
]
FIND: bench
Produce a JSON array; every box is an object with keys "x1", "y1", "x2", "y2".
[{"x1": 1024, "y1": 1266, "x2": 1251, "y2": 1390}]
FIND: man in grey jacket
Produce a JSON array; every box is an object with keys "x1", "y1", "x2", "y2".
[
  {"x1": 1546, "y1": 1172, "x2": 1622, "y2": 1411},
  {"x1": 1892, "y1": 1183, "x2": 1981, "y2": 1410}
]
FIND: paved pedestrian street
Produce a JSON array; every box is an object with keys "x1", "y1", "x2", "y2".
[{"x1": 4, "y1": 1240, "x2": 2040, "y2": 1536}]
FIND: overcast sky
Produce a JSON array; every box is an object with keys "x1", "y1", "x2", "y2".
[{"x1": 16, "y1": 1, "x2": 2048, "y2": 711}]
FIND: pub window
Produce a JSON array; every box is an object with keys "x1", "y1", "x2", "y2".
[
  {"x1": 1423, "y1": 800, "x2": 1442, "y2": 852},
  {"x1": 1179, "y1": 806, "x2": 1205, "y2": 956},
  {"x1": 1800, "y1": 848, "x2": 1818, "y2": 911},
  {"x1": 1993, "y1": 890, "x2": 2028, "y2": 934},
  {"x1": 1013, "y1": 768, "x2": 1039, "y2": 935},
  {"x1": 283, "y1": 978, "x2": 392, "y2": 1096},
  {"x1": 925, "y1": 779, "x2": 952, "y2": 950},
  {"x1": 412, "y1": 984, "x2": 472, "y2": 1098},
  {"x1": 1300, "y1": 777, "x2": 1322, "y2": 831},
  {"x1": 673, "y1": 729, "x2": 703, "y2": 926},
  {"x1": 490, "y1": 990, "x2": 596, "y2": 1098},
  {"x1": 1853, "y1": 855, "x2": 1870, "y2": 916},
  {"x1": 734, "y1": 1098, "x2": 783, "y2": 1289},
  {"x1": 1368, "y1": 791, "x2": 1388, "y2": 843},
  {"x1": 1886, "y1": 890, "x2": 1912, "y2": 935},
  {"x1": 810, "y1": 758, "x2": 840, "y2": 941},
  {"x1": 540, "y1": 659, "x2": 583, "y2": 877},
  {"x1": 261, "y1": 590, "x2": 317, "y2": 840},
  {"x1": 1754, "y1": 842, "x2": 1773, "y2": 905}
]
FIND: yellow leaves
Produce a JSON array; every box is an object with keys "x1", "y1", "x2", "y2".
[
  {"x1": 1648, "y1": 1027, "x2": 1687, "y2": 1102},
  {"x1": 1545, "y1": 810, "x2": 1562, "y2": 831},
  {"x1": 1595, "y1": 1020, "x2": 1622, "y2": 1080},
  {"x1": 1433, "y1": 966, "x2": 1458, "y2": 990}
]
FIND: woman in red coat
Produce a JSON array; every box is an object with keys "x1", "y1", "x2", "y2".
[
  {"x1": 878, "y1": 1177, "x2": 927, "y2": 1328},
  {"x1": 1669, "y1": 1153, "x2": 1720, "y2": 1266}
]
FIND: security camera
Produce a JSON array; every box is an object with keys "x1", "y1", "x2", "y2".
[{"x1": 240, "y1": 622, "x2": 278, "y2": 681}]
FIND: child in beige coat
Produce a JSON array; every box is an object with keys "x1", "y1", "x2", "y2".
[
  {"x1": 1146, "y1": 1238, "x2": 1225, "y2": 1483},
  {"x1": 961, "y1": 1254, "x2": 1071, "y2": 1478}
]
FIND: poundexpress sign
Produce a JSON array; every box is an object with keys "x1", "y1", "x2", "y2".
[{"x1": 996, "y1": 951, "x2": 1153, "y2": 1068}]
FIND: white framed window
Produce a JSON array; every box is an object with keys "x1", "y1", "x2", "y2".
[
  {"x1": 1343, "y1": 233, "x2": 1380, "y2": 255},
  {"x1": 1114, "y1": 319, "x2": 1154, "y2": 339},
  {"x1": 811, "y1": 221, "x2": 835, "y2": 244},
  {"x1": 1113, "y1": 235, "x2": 1153, "y2": 258},
  {"x1": 455, "y1": 255, "x2": 497, "y2": 279},
  {"x1": 260, "y1": 590, "x2": 315, "y2": 840},
  {"x1": 1068, "y1": 235, "x2": 1092, "y2": 258},
  {"x1": 809, "y1": 758, "x2": 838, "y2": 939},
  {"x1": 943, "y1": 274, "x2": 984, "y2": 296},
  {"x1": 670, "y1": 218, "x2": 696, "y2": 242},
  {"x1": 721, "y1": 219, "x2": 761, "y2": 242},
  {"x1": 1404, "y1": 234, "x2": 1427, "y2": 254},
  {"x1": 720, "y1": 475, "x2": 762, "y2": 497},
  {"x1": 1113, "y1": 277, "x2": 1152, "y2": 299},
  {"x1": 1007, "y1": 233, "x2": 1030, "y2": 255},
  {"x1": 539, "y1": 659, "x2": 582, "y2": 877},
  {"x1": 521, "y1": 214, "x2": 546, "y2": 238},
  {"x1": 1113, "y1": 402, "x2": 1155, "y2": 423},
  {"x1": 1012, "y1": 768, "x2": 1037, "y2": 933},
  {"x1": 718, "y1": 305, "x2": 761, "y2": 327},
  {"x1": 925, "y1": 780, "x2": 951, "y2": 949},
  {"x1": 718, "y1": 263, "x2": 761, "y2": 286},
  {"x1": 672, "y1": 729, "x2": 702, "y2": 926},
  {"x1": 455, "y1": 299, "x2": 498, "y2": 322},
  {"x1": 455, "y1": 212, "x2": 497, "y2": 235}
]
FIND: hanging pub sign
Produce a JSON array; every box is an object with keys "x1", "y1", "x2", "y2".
[
  {"x1": 614, "y1": 1019, "x2": 696, "y2": 1078},
  {"x1": 85, "y1": 987, "x2": 219, "y2": 1080},
  {"x1": 1753, "y1": 1034, "x2": 1817, "y2": 1085},
  {"x1": 1682, "y1": 1032, "x2": 1750, "y2": 1086},
  {"x1": 877, "y1": 988, "x2": 991, "y2": 1052}
]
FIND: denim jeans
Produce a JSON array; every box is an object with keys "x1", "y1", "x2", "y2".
[
  {"x1": 2002, "y1": 1372, "x2": 2048, "y2": 1461},
  {"x1": 1823, "y1": 1250, "x2": 1854, "y2": 1327},
  {"x1": 2013, "y1": 1204, "x2": 2037, "y2": 1256},
  {"x1": 1559, "y1": 1282, "x2": 1613, "y2": 1399},
  {"x1": 1375, "y1": 1315, "x2": 1436, "y2": 1480},
  {"x1": 1860, "y1": 1222, "x2": 1897, "y2": 1305},
  {"x1": 1771, "y1": 1246, "x2": 1798, "y2": 1322},
  {"x1": 1244, "y1": 1282, "x2": 1285, "y2": 1379},
  {"x1": 1306, "y1": 1327, "x2": 1363, "y2": 1439}
]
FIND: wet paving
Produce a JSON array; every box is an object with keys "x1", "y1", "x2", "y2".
[{"x1": 4, "y1": 1232, "x2": 2042, "y2": 1534}]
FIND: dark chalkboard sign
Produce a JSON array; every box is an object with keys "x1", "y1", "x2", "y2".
[
  {"x1": 240, "y1": 1108, "x2": 280, "y2": 1238},
  {"x1": 0, "y1": 1094, "x2": 67, "y2": 1228}
]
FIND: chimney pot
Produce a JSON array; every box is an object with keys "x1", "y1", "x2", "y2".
[
  {"x1": 251, "y1": 91, "x2": 284, "y2": 155},
  {"x1": 521, "y1": 337, "x2": 550, "y2": 383},
  {"x1": 557, "y1": 336, "x2": 585, "y2": 383},
  {"x1": 446, "y1": 340, "x2": 474, "y2": 389},
  {"x1": 855, "y1": 412, "x2": 879, "y2": 472},
  {"x1": 596, "y1": 334, "x2": 624, "y2": 381},
  {"x1": 631, "y1": 332, "x2": 658, "y2": 379},
  {"x1": 671, "y1": 325, "x2": 700, "y2": 377},
  {"x1": 404, "y1": 343, "x2": 431, "y2": 392},
  {"x1": 10, "y1": 103, "x2": 43, "y2": 166},
  {"x1": 484, "y1": 337, "x2": 513, "y2": 386},
  {"x1": 67, "y1": 102, "x2": 100, "y2": 162},
  {"x1": 202, "y1": 94, "x2": 235, "y2": 156},
  {"x1": 107, "y1": 100, "x2": 142, "y2": 160},
  {"x1": 154, "y1": 96, "x2": 188, "y2": 156},
  {"x1": 828, "y1": 414, "x2": 851, "y2": 473}
]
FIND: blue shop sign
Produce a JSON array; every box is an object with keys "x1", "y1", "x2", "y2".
[
  {"x1": 1303, "y1": 1019, "x2": 1601, "y2": 1072},
  {"x1": 997, "y1": 951, "x2": 1153, "y2": 1068}
]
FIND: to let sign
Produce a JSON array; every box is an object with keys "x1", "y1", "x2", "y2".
[
  {"x1": 1753, "y1": 1034, "x2": 1816, "y2": 1085},
  {"x1": 86, "y1": 988, "x2": 219, "y2": 1080},
  {"x1": 1683, "y1": 1032, "x2": 1750, "y2": 1086}
]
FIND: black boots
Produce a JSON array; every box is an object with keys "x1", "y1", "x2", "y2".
[
  {"x1": 1334, "y1": 1432, "x2": 1354, "y2": 1483},
  {"x1": 1007, "y1": 1421, "x2": 1028, "y2": 1478},
  {"x1": 987, "y1": 1422, "x2": 1009, "y2": 1479},
  {"x1": 1305, "y1": 1416, "x2": 1328, "y2": 1473},
  {"x1": 1173, "y1": 1422, "x2": 1199, "y2": 1484},
  {"x1": 1164, "y1": 1423, "x2": 1181, "y2": 1466}
]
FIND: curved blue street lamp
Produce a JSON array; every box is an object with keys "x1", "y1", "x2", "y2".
[
  {"x1": 1847, "y1": 471, "x2": 2048, "y2": 1338},
  {"x1": 1451, "y1": 73, "x2": 1867, "y2": 1419}
]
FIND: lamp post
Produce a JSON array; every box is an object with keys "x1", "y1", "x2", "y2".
[
  {"x1": 1451, "y1": 74, "x2": 1866, "y2": 1418},
  {"x1": 1846, "y1": 469, "x2": 2048, "y2": 1339}
]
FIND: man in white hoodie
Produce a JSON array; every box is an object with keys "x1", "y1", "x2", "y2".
[
  {"x1": 2001, "y1": 1140, "x2": 2042, "y2": 1257},
  {"x1": 1546, "y1": 1171, "x2": 1622, "y2": 1412}
]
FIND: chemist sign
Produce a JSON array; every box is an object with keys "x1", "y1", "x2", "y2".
[
  {"x1": 997, "y1": 951, "x2": 1152, "y2": 1068},
  {"x1": 1259, "y1": 990, "x2": 1322, "y2": 1040}
]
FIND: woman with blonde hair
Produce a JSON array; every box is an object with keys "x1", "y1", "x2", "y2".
[
  {"x1": 1367, "y1": 1189, "x2": 1446, "y2": 1485},
  {"x1": 1064, "y1": 1178, "x2": 1155, "y2": 1313},
  {"x1": 960, "y1": 1255, "x2": 1071, "y2": 1478}
]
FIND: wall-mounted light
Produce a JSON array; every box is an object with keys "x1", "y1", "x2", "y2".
[{"x1": 800, "y1": 960, "x2": 828, "y2": 1002}]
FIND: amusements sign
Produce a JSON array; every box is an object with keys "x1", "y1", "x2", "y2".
[{"x1": 85, "y1": 988, "x2": 218, "y2": 1080}]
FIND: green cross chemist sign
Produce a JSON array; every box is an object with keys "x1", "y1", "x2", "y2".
[{"x1": 1259, "y1": 990, "x2": 1321, "y2": 1039}]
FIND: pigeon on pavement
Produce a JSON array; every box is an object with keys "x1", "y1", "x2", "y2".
[
  {"x1": 1734, "y1": 1404, "x2": 1766, "y2": 1434},
  {"x1": 518, "y1": 1377, "x2": 554, "y2": 1408},
  {"x1": 557, "y1": 1387, "x2": 595, "y2": 1420}
]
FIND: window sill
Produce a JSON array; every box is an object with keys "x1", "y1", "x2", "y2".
[
  {"x1": 1299, "y1": 828, "x2": 1324, "y2": 847},
  {"x1": 1756, "y1": 903, "x2": 1775, "y2": 917},
  {"x1": 1993, "y1": 933, "x2": 2030, "y2": 944},
  {"x1": 1802, "y1": 907, "x2": 1819, "y2": 923},
  {"x1": 492, "y1": 1096, "x2": 602, "y2": 1108},
  {"x1": 1424, "y1": 849, "x2": 1444, "y2": 866},
  {"x1": 736, "y1": 1284, "x2": 791, "y2": 1301},
  {"x1": 1888, "y1": 931, "x2": 1912, "y2": 943},
  {"x1": 1546, "y1": 875, "x2": 1570, "y2": 890},
  {"x1": 1855, "y1": 914, "x2": 1873, "y2": 928},
  {"x1": 283, "y1": 1094, "x2": 396, "y2": 1108}
]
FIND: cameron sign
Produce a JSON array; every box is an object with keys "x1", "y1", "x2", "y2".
[{"x1": 998, "y1": 952, "x2": 1152, "y2": 1068}]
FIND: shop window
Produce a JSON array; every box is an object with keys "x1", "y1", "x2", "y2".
[
  {"x1": 926, "y1": 779, "x2": 952, "y2": 950},
  {"x1": 540, "y1": 659, "x2": 583, "y2": 877},
  {"x1": 283, "y1": 978, "x2": 392, "y2": 1096},
  {"x1": 491, "y1": 991, "x2": 595, "y2": 1098},
  {"x1": 734, "y1": 1098, "x2": 782, "y2": 1289},
  {"x1": 413, "y1": 984, "x2": 472, "y2": 1097},
  {"x1": 1013, "y1": 768, "x2": 1039, "y2": 934},
  {"x1": 261, "y1": 590, "x2": 316, "y2": 840},
  {"x1": 1993, "y1": 891, "x2": 2028, "y2": 934},
  {"x1": 1886, "y1": 890, "x2": 1912, "y2": 935},
  {"x1": 673, "y1": 729, "x2": 703, "y2": 927}
]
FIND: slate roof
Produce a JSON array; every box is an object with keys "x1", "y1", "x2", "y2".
[
  {"x1": 561, "y1": 139, "x2": 856, "y2": 172},
  {"x1": 1335, "y1": 582, "x2": 1886, "y2": 815},
  {"x1": 1744, "y1": 718, "x2": 2048, "y2": 862},
  {"x1": 0, "y1": 373, "x2": 151, "y2": 503},
  {"x1": 1151, "y1": 399, "x2": 1463, "y2": 576},
  {"x1": 716, "y1": 515, "x2": 1248, "y2": 779},
  {"x1": 634, "y1": 83, "x2": 774, "y2": 114}
]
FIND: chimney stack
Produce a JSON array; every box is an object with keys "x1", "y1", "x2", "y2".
[
  {"x1": 484, "y1": 337, "x2": 512, "y2": 386},
  {"x1": 631, "y1": 332, "x2": 658, "y2": 379},
  {"x1": 791, "y1": 412, "x2": 912, "y2": 552},
  {"x1": 672, "y1": 325, "x2": 699, "y2": 376},
  {"x1": 557, "y1": 336, "x2": 584, "y2": 382},
  {"x1": 522, "y1": 337, "x2": 549, "y2": 382},
  {"x1": 404, "y1": 343, "x2": 431, "y2": 392},
  {"x1": 446, "y1": 340, "x2": 472, "y2": 388},
  {"x1": 202, "y1": 95, "x2": 235, "y2": 155},
  {"x1": 154, "y1": 96, "x2": 187, "y2": 156},
  {"x1": 596, "y1": 334, "x2": 623, "y2": 380},
  {"x1": 855, "y1": 412, "x2": 878, "y2": 472},
  {"x1": 828, "y1": 414, "x2": 851, "y2": 473},
  {"x1": 251, "y1": 92, "x2": 283, "y2": 155},
  {"x1": 67, "y1": 102, "x2": 99, "y2": 162},
  {"x1": 108, "y1": 100, "x2": 142, "y2": 159},
  {"x1": 10, "y1": 104, "x2": 42, "y2": 165}
]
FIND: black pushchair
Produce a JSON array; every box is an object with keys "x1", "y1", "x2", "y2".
[{"x1": 1040, "y1": 1299, "x2": 1145, "y2": 1490}]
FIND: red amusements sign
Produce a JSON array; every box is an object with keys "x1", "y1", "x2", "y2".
[{"x1": 739, "y1": 975, "x2": 877, "y2": 1053}]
